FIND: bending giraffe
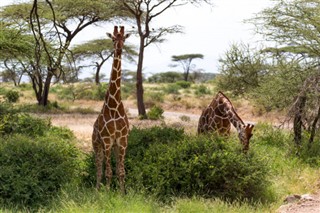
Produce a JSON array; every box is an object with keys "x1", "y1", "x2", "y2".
[
  {"x1": 197, "y1": 91, "x2": 254, "y2": 152},
  {"x1": 92, "y1": 26, "x2": 130, "y2": 194}
]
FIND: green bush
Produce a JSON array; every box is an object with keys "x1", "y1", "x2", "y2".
[
  {"x1": 164, "y1": 84, "x2": 180, "y2": 94},
  {"x1": 5, "y1": 90, "x2": 19, "y2": 103},
  {"x1": 145, "y1": 91, "x2": 164, "y2": 103},
  {"x1": 253, "y1": 123, "x2": 291, "y2": 149},
  {"x1": 19, "y1": 83, "x2": 33, "y2": 91},
  {"x1": 0, "y1": 133, "x2": 82, "y2": 209},
  {"x1": 176, "y1": 81, "x2": 191, "y2": 89},
  {"x1": 0, "y1": 113, "x2": 50, "y2": 136},
  {"x1": 93, "y1": 83, "x2": 108, "y2": 100},
  {"x1": 122, "y1": 83, "x2": 136, "y2": 99},
  {"x1": 126, "y1": 128, "x2": 270, "y2": 202},
  {"x1": 82, "y1": 126, "x2": 271, "y2": 202},
  {"x1": 194, "y1": 84, "x2": 211, "y2": 96},
  {"x1": 147, "y1": 105, "x2": 164, "y2": 120}
]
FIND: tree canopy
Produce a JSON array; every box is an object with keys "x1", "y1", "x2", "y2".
[{"x1": 171, "y1": 54, "x2": 204, "y2": 81}]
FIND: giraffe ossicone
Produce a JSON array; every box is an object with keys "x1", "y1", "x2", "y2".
[
  {"x1": 197, "y1": 91, "x2": 254, "y2": 152},
  {"x1": 92, "y1": 26, "x2": 129, "y2": 194}
]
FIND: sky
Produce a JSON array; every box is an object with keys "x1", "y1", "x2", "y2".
[{"x1": 0, "y1": 0, "x2": 273, "y2": 78}]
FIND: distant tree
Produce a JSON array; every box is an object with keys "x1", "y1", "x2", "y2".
[
  {"x1": 171, "y1": 54, "x2": 204, "y2": 81},
  {"x1": 71, "y1": 39, "x2": 137, "y2": 85},
  {"x1": 0, "y1": 27, "x2": 35, "y2": 86},
  {"x1": 120, "y1": 0, "x2": 213, "y2": 118},
  {"x1": 148, "y1": 71, "x2": 183, "y2": 83},
  {"x1": 122, "y1": 70, "x2": 137, "y2": 83}
]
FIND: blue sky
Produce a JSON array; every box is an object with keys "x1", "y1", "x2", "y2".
[{"x1": 1, "y1": 0, "x2": 273, "y2": 78}]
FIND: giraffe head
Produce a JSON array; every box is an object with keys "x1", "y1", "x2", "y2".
[
  {"x1": 107, "y1": 26, "x2": 130, "y2": 54},
  {"x1": 238, "y1": 124, "x2": 254, "y2": 153}
]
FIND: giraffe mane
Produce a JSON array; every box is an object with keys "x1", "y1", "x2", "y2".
[{"x1": 217, "y1": 91, "x2": 245, "y2": 126}]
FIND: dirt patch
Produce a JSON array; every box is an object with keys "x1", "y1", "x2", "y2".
[{"x1": 277, "y1": 193, "x2": 320, "y2": 213}]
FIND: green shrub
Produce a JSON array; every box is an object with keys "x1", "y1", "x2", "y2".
[
  {"x1": 147, "y1": 105, "x2": 164, "y2": 120},
  {"x1": 19, "y1": 83, "x2": 33, "y2": 91},
  {"x1": 0, "y1": 113, "x2": 50, "y2": 136},
  {"x1": 176, "y1": 81, "x2": 191, "y2": 89},
  {"x1": 180, "y1": 115, "x2": 191, "y2": 122},
  {"x1": 164, "y1": 84, "x2": 180, "y2": 94},
  {"x1": 253, "y1": 123, "x2": 291, "y2": 149},
  {"x1": 56, "y1": 85, "x2": 76, "y2": 100},
  {"x1": 127, "y1": 129, "x2": 270, "y2": 202},
  {"x1": 5, "y1": 90, "x2": 19, "y2": 103},
  {"x1": 194, "y1": 84, "x2": 211, "y2": 96},
  {"x1": 0, "y1": 87, "x2": 8, "y2": 95},
  {"x1": 93, "y1": 83, "x2": 108, "y2": 100},
  {"x1": 145, "y1": 91, "x2": 164, "y2": 103},
  {"x1": 82, "y1": 126, "x2": 271, "y2": 202},
  {"x1": 122, "y1": 83, "x2": 136, "y2": 99},
  {"x1": 0, "y1": 133, "x2": 82, "y2": 209}
]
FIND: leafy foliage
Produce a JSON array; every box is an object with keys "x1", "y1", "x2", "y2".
[
  {"x1": 175, "y1": 80, "x2": 191, "y2": 88},
  {"x1": 194, "y1": 84, "x2": 211, "y2": 96},
  {"x1": 0, "y1": 108, "x2": 82, "y2": 209},
  {"x1": 5, "y1": 90, "x2": 20, "y2": 103},
  {"x1": 148, "y1": 71, "x2": 183, "y2": 83},
  {"x1": 125, "y1": 127, "x2": 270, "y2": 202},
  {"x1": 147, "y1": 105, "x2": 164, "y2": 120},
  {"x1": 217, "y1": 43, "x2": 265, "y2": 95},
  {"x1": 0, "y1": 112, "x2": 49, "y2": 136}
]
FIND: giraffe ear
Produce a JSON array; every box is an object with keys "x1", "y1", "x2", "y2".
[
  {"x1": 124, "y1": 33, "x2": 130, "y2": 39},
  {"x1": 106, "y1": 33, "x2": 113, "y2": 39}
]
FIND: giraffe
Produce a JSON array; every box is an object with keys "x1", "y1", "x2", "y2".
[
  {"x1": 197, "y1": 91, "x2": 254, "y2": 152},
  {"x1": 92, "y1": 26, "x2": 130, "y2": 194}
]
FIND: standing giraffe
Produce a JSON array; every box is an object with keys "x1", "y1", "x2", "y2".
[
  {"x1": 197, "y1": 91, "x2": 254, "y2": 152},
  {"x1": 92, "y1": 26, "x2": 130, "y2": 194}
]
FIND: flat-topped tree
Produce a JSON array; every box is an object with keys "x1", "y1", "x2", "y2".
[
  {"x1": 0, "y1": 0, "x2": 132, "y2": 106},
  {"x1": 71, "y1": 39, "x2": 137, "y2": 85}
]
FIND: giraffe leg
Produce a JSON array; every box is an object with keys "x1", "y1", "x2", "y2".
[
  {"x1": 115, "y1": 137, "x2": 127, "y2": 195},
  {"x1": 92, "y1": 141, "x2": 103, "y2": 189},
  {"x1": 104, "y1": 138, "x2": 113, "y2": 191}
]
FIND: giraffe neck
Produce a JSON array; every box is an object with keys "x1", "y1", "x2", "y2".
[
  {"x1": 227, "y1": 110, "x2": 245, "y2": 133},
  {"x1": 105, "y1": 51, "x2": 122, "y2": 103},
  {"x1": 217, "y1": 92, "x2": 245, "y2": 132}
]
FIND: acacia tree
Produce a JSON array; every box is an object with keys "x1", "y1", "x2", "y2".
[
  {"x1": 248, "y1": 0, "x2": 320, "y2": 147},
  {"x1": 120, "y1": 0, "x2": 213, "y2": 118},
  {"x1": 71, "y1": 39, "x2": 137, "y2": 85},
  {"x1": 0, "y1": 27, "x2": 35, "y2": 85},
  {"x1": 0, "y1": 0, "x2": 131, "y2": 106},
  {"x1": 217, "y1": 42, "x2": 267, "y2": 95},
  {"x1": 171, "y1": 53, "x2": 204, "y2": 81}
]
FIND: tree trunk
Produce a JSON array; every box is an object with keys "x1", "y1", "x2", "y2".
[
  {"x1": 184, "y1": 67, "x2": 190, "y2": 81},
  {"x1": 39, "y1": 70, "x2": 54, "y2": 106},
  {"x1": 136, "y1": 37, "x2": 147, "y2": 118},
  {"x1": 95, "y1": 65, "x2": 101, "y2": 85},
  {"x1": 308, "y1": 106, "x2": 320, "y2": 147},
  {"x1": 293, "y1": 95, "x2": 307, "y2": 147}
]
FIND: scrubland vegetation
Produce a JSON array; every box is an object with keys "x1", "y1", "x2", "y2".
[{"x1": 0, "y1": 82, "x2": 319, "y2": 213}]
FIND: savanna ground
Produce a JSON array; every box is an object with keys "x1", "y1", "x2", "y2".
[{"x1": 1, "y1": 82, "x2": 320, "y2": 212}]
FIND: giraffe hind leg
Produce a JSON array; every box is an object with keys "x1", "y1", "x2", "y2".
[
  {"x1": 93, "y1": 141, "x2": 103, "y2": 189},
  {"x1": 115, "y1": 137, "x2": 127, "y2": 195},
  {"x1": 104, "y1": 138, "x2": 114, "y2": 191}
]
